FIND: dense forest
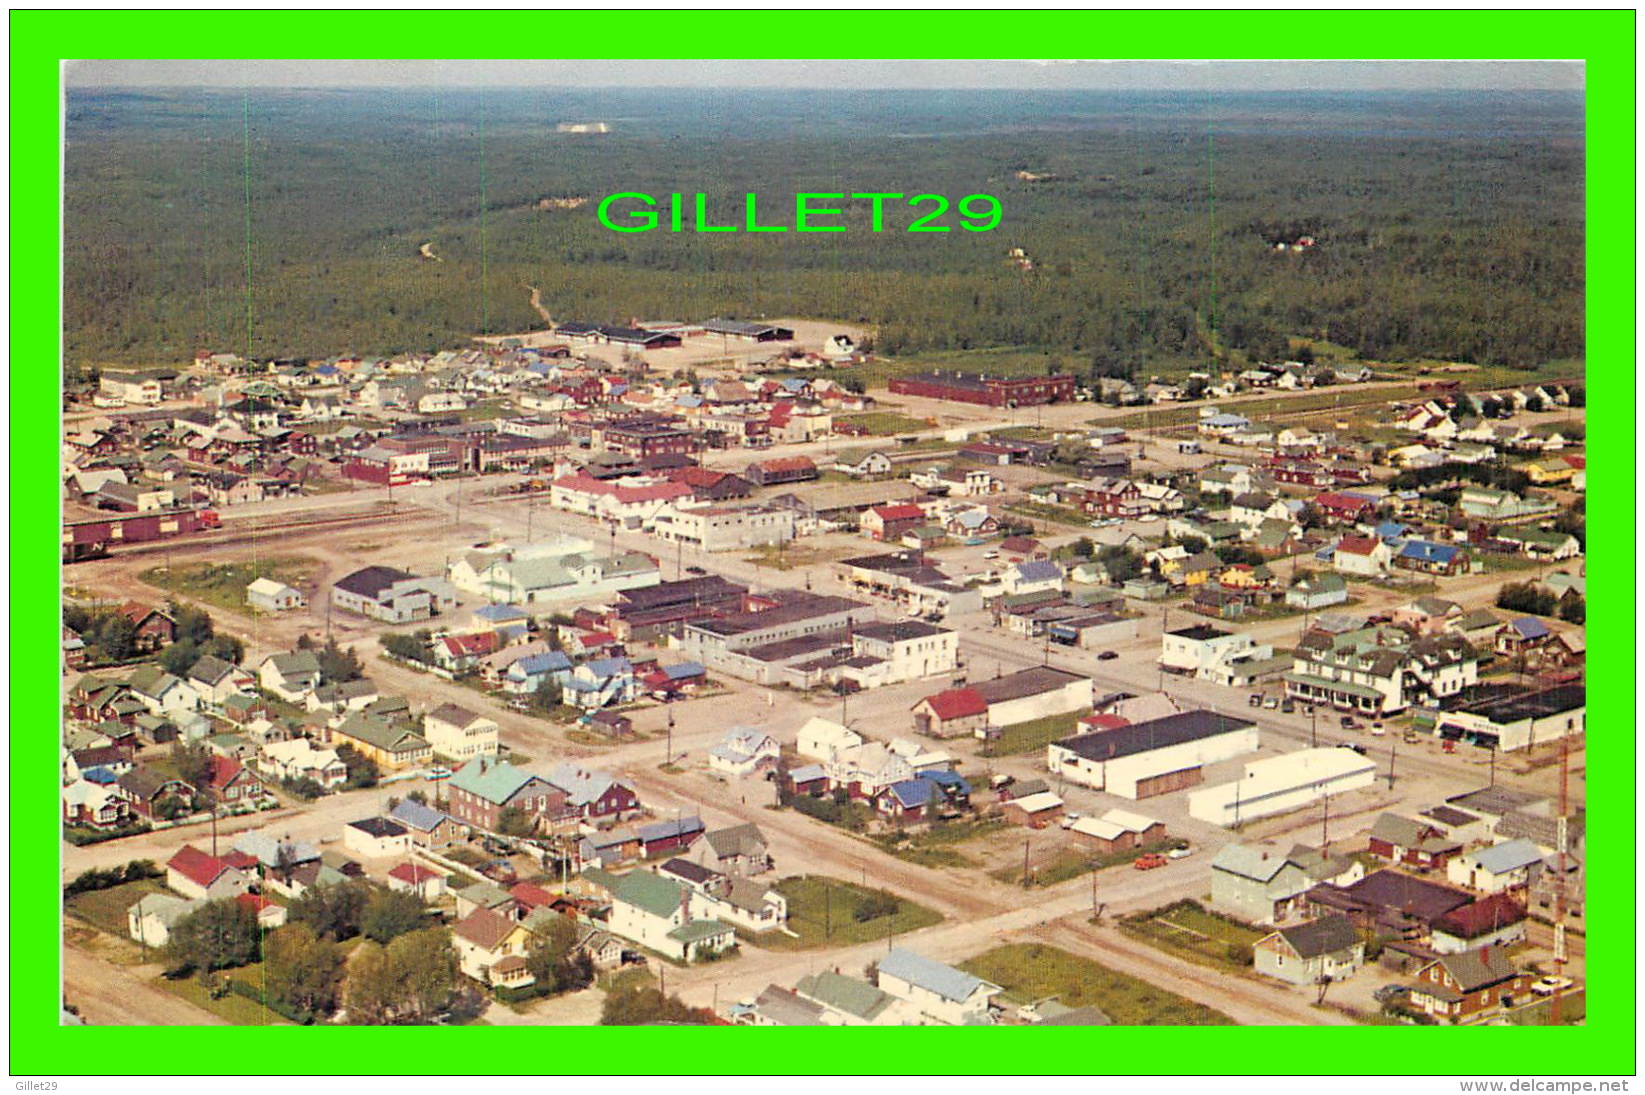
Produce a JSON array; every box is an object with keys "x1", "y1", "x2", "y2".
[{"x1": 63, "y1": 87, "x2": 1584, "y2": 371}]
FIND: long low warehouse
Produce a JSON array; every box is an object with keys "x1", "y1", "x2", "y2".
[
  {"x1": 1046, "y1": 710, "x2": 1260, "y2": 800},
  {"x1": 1189, "y1": 748, "x2": 1378, "y2": 827}
]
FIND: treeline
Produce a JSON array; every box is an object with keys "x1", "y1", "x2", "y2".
[{"x1": 65, "y1": 89, "x2": 1584, "y2": 371}]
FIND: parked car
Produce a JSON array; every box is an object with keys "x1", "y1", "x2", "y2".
[
  {"x1": 1133, "y1": 853, "x2": 1168, "y2": 870},
  {"x1": 1167, "y1": 844, "x2": 1193, "y2": 860},
  {"x1": 1248, "y1": 693, "x2": 1263, "y2": 707},
  {"x1": 1340, "y1": 716, "x2": 1358, "y2": 730},
  {"x1": 1531, "y1": 976, "x2": 1573, "y2": 996},
  {"x1": 983, "y1": 550, "x2": 1000, "y2": 559},
  {"x1": 1374, "y1": 984, "x2": 1410, "y2": 1003},
  {"x1": 479, "y1": 859, "x2": 517, "y2": 885},
  {"x1": 1059, "y1": 811, "x2": 1084, "y2": 829},
  {"x1": 425, "y1": 765, "x2": 452, "y2": 780},
  {"x1": 685, "y1": 565, "x2": 707, "y2": 576},
  {"x1": 1280, "y1": 700, "x2": 1296, "y2": 714},
  {"x1": 1338, "y1": 742, "x2": 1369, "y2": 756},
  {"x1": 1263, "y1": 697, "x2": 1279, "y2": 710},
  {"x1": 1097, "y1": 650, "x2": 1119, "y2": 661},
  {"x1": 1370, "y1": 723, "x2": 1387, "y2": 736}
]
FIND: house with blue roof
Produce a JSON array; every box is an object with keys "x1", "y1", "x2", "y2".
[
  {"x1": 877, "y1": 946, "x2": 1002, "y2": 1025},
  {"x1": 917, "y1": 769, "x2": 972, "y2": 807},
  {"x1": 1394, "y1": 539, "x2": 1468, "y2": 576},
  {"x1": 388, "y1": 797, "x2": 461, "y2": 849},
  {"x1": 1002, "y1": 558, "x2": 1064, "y2": 596},
  {"x1": 707, "y1": 726, "x2": 781, "y2": 777},
  {"x1": 545, "y1": 763, "x2": 640, "y2": 821},
  {"x1": 501, "y1": 650, "x2": 573, "y2": 695},
  {"x1": 876, "y1": 778, "x2": 935, "y2": 820},
  {"x1": 1447, "y1": 839, "x2": 1546, "y2": 894},
  {"x1": 564, "y1": 656, "x2": 640, "y2": 710}
]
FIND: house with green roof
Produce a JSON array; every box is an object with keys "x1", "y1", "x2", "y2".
[
  {"x1": 605, "y1": 869, "x2": 735, "y2": 962},
  {"x1": 445, "y1": 757, "x2": 565, "y2": 833},
  {"x1": 792, "y1": 970, "x2": 907, "y2": 1026},
  {"x1": 329, "y1": 713, "x2": 430, "y2": 772}
]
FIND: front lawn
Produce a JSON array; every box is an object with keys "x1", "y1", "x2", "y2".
[
  {"x1": 872, "y1": 816, "x2": 1008, "y2": 869},
  {"x1": 66, "y1": 878, "x2": 170, "y2": 937},
  {"x1": 984, "y1": 712, "x2": 1082, "y2": 757},
  {"x1": 140, "y1": 556, "x2": 317, "y2": 616},
  {"x1": 1118, "y1": 899, "x2": 1265, "y2": 973},
  {"x1": 763, "y1": 875, "x2": 943, "y2": 950},
  {"x1": 163, "y1": 972, "x2": 292, "y2": 1025},
  {"x1": 960, "y1": 943, "x2": 1235, "y2": 1025}
]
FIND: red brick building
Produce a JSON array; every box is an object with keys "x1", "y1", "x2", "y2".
[{"x1": 889, "y1": 370, "x2": 1076, "y2": 408}]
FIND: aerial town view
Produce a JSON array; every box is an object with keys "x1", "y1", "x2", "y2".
[{"x1": 58, "y1": 60, "x2": 1589, "y2": 1031}]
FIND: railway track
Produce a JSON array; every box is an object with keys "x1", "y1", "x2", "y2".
[{"x1": 80, "y1": 503, "x2": 428, "y2": 562}]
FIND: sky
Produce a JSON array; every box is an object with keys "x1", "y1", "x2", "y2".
[{"x1": 65, "y1": 59, "x2": 1584, "y2": 92}]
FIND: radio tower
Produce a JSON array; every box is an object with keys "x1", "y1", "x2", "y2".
[{"x1": 1551, "y1": 732, "x2": 1571, "y2": 1025}]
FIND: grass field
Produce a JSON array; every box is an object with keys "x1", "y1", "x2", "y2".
[
  {"x1": 873, "y1": 816, "x2": 1008, "y2": 869},
  {"x1": 141, "y1": 556, "x2": 317, "y2": 616},
  {"x1": 835, "y1": 411, "x2": 934, "y2": 436},
  {"x1": 960, "y1": 943, "x2": 1235, "y2": 1025},
  {"x1": 764, "y1": 875, "x2": 943, "y2": 950},
  {"x1": 1118, "y1": 899, "x2": 1265, "y2": 973},
  {"x1": 66, "y1": 878, "x2": 170, "y2": 937},
  {"x1": 164, "y1": 971, "x2": 292, "y2": 1025},
  {"x1": 1001, "y1": 500, "x2": 1089, "y2": 530},
  {"x1": 984, "y1": 712, "x2": 1082, "y2": 758}
]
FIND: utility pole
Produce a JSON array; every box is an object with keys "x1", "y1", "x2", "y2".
[
  {"x1": 1021, "y1": 836, "x2": 1032, "y2": 889},
  {"x1": 665, "y1": 709, "x2": 674, "y2": 767},
  {"x1": 1387, "y1": 737, "x2": 1397, "y2": 789},
  {"x1": 1320, "y1": 792, "x2": 1330, "y2": 855}
]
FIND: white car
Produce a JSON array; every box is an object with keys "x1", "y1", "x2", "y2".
[
  {"x1": 1262, "y1": 697, "x2": 1279, "y2": 710},
  {"x1": 1059, "y1": 812, "x2": 1083, "y2": 829},
  {"x1": 1531, "y1": 976, "x2": 1573, "y2": 996},
  {"x1": 1167, "y1": 845, "x2": 1193, "y2": 860}
]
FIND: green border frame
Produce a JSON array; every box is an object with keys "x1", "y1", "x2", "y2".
[{"x1": 11, "y1": 11, "x2": 1635, "y2": 1075}]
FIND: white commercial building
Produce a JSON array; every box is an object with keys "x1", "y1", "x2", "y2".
[
  {"x1": 1189, "y1": 748, "x2": 1378, "y2": 827},
  {"x1": 650, "y1": 503, "x2": 796, "y2": 552},
  {"x1": 1048, "y1": 711, "x2": 1260, "y2": 800},
  {"x1": 1159, "y1": 624, "x2": 1276, "y2": 687}
]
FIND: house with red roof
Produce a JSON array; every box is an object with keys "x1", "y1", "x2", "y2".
[
  {"x1": 862, "y1": 503, "x2": 927, "y2": 542},
  {"x1": 1331, "y1": 534, "x2": 1392, "y2": 577},
  {"x1": 1313, "y1": 491, "x2": 1377, "y2": 525},
  {"x1": 205, "y1": 755, "x2": 265, "y2": 805},
  {"x1": 116, "y1": 601, "x2": 176, "y2": 652},
  {"x1": 235, "y1": 892, "x2": 288, "y2": 930},
  {"x1": 433, "y1": 630, "x2": 502, "y2": 673},
  {"x1": 387, "y1": 861, "x2": 449, "y2": 902},
  {"x1": 166, "y1": 845, "x2": 253, "y2": 901},
  {"x1": 911, "y1": 687, "x2": 989, "y2": 739},
  {"x1": 1430, "y1": 893, "x2": 1528, "y2": 955},
  {"x1": 744, "y1": 456, "x2": 818, "y2": 487},
  {"x1": 549, "y1": 472, "x2": 694, "y2": 527}
]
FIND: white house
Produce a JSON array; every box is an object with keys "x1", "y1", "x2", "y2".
[
  {"x1": 877, "y1": 947, "x2": 1000, "y2": 1026},
  {"x1": 423, "y1": 703, "x2": 501, "y2": 762},
  {"x1": 707, "y1": 726, "x2": 781, "y2": 777},
  {"x1": 258, "y1": 651, "x2": 323, "y2": 703},
  {"x1": 600, "y1": 869, "x2": 736, "y2": 963},
  {"x1": 1446, "y1": 839, "x2": 1545, "y2": 894},
  {"x1": 795, "y1": 717, "x2": 863, "y2": 765},
  {"x1": 258, "y1": 738, "x2": 347, "y2": 789},
  {"x1": 247, "y1": 578, "x2": 307, "y2": 612},
  {"x1": 127, "y1": 894, "x2": 204, "y2": 948},
  {"x1": 1253, "y1": 915, "x2": 1365, "y2": 986},
  {"x1": 342, "y1": 817, "x2": 414, "y2": 859}
]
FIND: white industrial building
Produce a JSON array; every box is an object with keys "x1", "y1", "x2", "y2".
[
  {"x1": 650, "y1": 503, "x2": 796, "y2": 552},
  {"x1": 1431, "y1": 685, "x2": 1585, "y2": 754},
  {"x1": 1046, "y1": 710, "x2": 1260, "y2": 800},
  {"x1": 1189, "y1": 748, "x2": 1378, "y2": 827},
  {"x1": 1159, "y1": 624, "x2": 1277, "y2": 686}
]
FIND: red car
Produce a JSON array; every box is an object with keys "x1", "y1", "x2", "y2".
[{"x1": 1133, "y1": 853, "x2": 1168, "y2": 871}]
